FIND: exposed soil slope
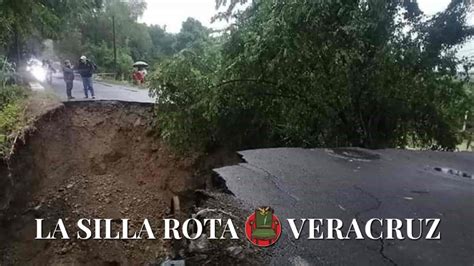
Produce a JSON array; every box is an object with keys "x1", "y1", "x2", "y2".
[{"x1": 0, "y1": 101, "x2": 203, "y2": 264}]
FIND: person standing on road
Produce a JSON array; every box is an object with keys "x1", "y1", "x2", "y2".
[
  {"x1": 62, "y1": 60, "x2": 75, "y2": 100},
  {"x1": 77, "y1": 55, "x2": 97, "y2": 99}
]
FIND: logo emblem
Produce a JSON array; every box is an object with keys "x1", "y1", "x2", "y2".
[{"x1": 245, "y1": 206, "x2": 281, "y2": 247}]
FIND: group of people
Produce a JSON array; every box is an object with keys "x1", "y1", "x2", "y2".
[
  {"x1": 62, "y1": 55, "x2": 97, "y2": 100},
  {"x1": 60, "y1": 56, "x2": 148, "y2": 100}
]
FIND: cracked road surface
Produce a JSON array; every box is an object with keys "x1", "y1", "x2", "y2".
[{"x1": 215, "y1": 148, "x2": 474, "y2": 265}]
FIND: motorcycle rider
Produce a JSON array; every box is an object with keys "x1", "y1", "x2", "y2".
[{"x1": 42, "y1": 59, "x2": 55, "y2": 84}]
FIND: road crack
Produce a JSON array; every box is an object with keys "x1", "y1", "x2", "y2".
[
  {"x1": 353, "y1": 185, "x2": 382, "y2": 220},
  {"x1": 239, "y1": 163, "x2": 299, "y2": 207},
  {"x1": 353, "y1": 185, "x2": 397, "y2": 265}
]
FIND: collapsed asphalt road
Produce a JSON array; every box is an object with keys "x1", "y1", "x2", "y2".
[{"x1": 215, "y1": 148, "x2": 474, "y2": 265}]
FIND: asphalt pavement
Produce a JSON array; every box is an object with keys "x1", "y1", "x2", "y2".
[
  {"x1": 46, "y1": 75, "x2": 154, "y2": 103},
  {"x1": 215, "y1": 148, "x2": 474, "y2": 265},
  {"x1": 42, "y1": 74, "x2": 474, "y2": 265}
]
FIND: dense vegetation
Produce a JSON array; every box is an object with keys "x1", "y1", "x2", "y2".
[
  {"x1": 0, "y1": 85, "x2": 27, "y2": 156},
  {"x1": 149, "y1": 0, "x2": 474, "y2": 151},
  {"x1": 0, "y1": 0, "x2": 211, "y2": 78},
  {"x1": 0, "y1": 0, "x2": 473, "y2": 152}
]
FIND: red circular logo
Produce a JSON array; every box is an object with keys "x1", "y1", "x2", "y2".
[{"x1": 244, "y1": 207, "x2": 282, "y2": 247}]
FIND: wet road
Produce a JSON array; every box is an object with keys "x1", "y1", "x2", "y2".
[
  {"x1": 215, "y1": 148, "x2": 474, "y2": 265},
  {"x1": 47, "y1": 75, "x2": 154, "y2": 103}
]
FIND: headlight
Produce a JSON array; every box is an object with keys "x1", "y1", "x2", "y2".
[{"x1": 30, "y1": 66, "x2": 46, "y2": 82}]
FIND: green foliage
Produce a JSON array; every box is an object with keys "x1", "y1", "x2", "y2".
[
  {"x1": 0, "y1": 85, "x2": 27, "y2": 156},
  {"x1": 52, "y1": 0, "x2": 148, "y2": 74},
  {"x1": 0, "y1": 102, "x2": 23, "y2": 153},
  {"x1": 85, "y1": 42, "x2": 133, "y2": 76},
  {"x1": 1, "y1": 0, "x2": 213, "y2": 79},
  {"x1": 51, "y1": 0, "x2": 202, "y2": 78},
  {"x1": 461, "y1": 83, "x2": 474, "y2": 147},
  {"x1": 0, "y1": 85, "x2": 27, "y2": 110},
  {"x1": 0, "y1": 56, "x2": 17, "y2": 86},
  {"x1": 129, "y1": 23, "x2": 153, "y2": 60},
  {"x1": 175, "y1": 18, "x2": 211, "y2": 51},
  {"x1": 151, "y1": 0, "x2": 474, "y2": 151},
  {"x1": 149, "y1": 39, "x2": 222, "y2": 150},
  {"x1": 0, "y1": 0, "x2": 101, "y2": 61},
  {"x1": 54, "y1": 30, "x2": 85, "y2": 63},
  {"x1": 148, "y1": 25, "x2": 177, "y2": 60}
]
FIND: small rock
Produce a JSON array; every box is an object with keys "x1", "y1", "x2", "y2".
[
  {"x1": 227, "y1": 246, "x2": 243, "y2": 258},
  {"x1": 191, "y1": 254, "x2": 208, "y2": 261},
  {"x1": 66, "y1": 183, "x2": 74, "y2": 189},
  {"x1": 161, "y1": 260, "x2": 185, "y2": 266},
  {"x1": 188, "y1": 234, "x2": 210, "y2": 253},
  {"x1": 134, "y1": 118, "x2": 141, "y2": 127},
  {"x1": 59, "y1": 247, "x2": 68, "y2": 255}
]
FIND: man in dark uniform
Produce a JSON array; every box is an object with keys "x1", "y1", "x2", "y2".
[{"x1": 77, "y1": 55, "x2": 97, "y2": 99}]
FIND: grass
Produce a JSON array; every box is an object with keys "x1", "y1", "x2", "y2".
[
  {"x1": 0, "y1": 87, "x2": 28, "y2": 157},
  {"x1": 0, "y1": 86, "x2": 61, "y2": 158}
]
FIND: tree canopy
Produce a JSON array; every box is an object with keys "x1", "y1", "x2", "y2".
[
  {"x1": 0, "y1": 0, "x2": 103, "y2": 63},
  {"x1": 150, "y1": 0, "x2": 474, "y2": 151},
  {"x1": 0, "y1": 0, "x2": 212, "y2": 76}
]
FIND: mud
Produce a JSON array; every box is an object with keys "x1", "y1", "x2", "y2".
[{"x1": 0, "y1": 101, "x2": 262, "y2": 265}]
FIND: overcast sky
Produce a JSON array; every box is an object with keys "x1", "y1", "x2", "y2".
[{"x1": 139, "y1": 0, "x2": 228, "y2": 33}]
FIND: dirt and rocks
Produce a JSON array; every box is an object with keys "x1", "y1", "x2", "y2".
[{"x1": 0, "y1": 101, "x2": 266, "y2": 265}]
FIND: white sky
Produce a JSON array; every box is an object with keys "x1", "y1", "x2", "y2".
[
  {"x1": 139, "y1": 0, "x2": 229, "y2": 33},
  {"x1": 417, "y1": 0, "x2": 450, "y2": 15}
]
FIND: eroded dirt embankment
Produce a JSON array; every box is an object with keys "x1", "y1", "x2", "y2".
[{"x1": 0, "y1": 101, "x2": 262, "y2": 265}]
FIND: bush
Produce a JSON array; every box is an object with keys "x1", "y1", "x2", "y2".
[
  {"x1": 0, "y1": 56, "x2": 17, "y2": 86},
  {"x1": 149, "y1": 42, "x2": 222, "y2": 151},
  {"x1": 0, "y1": 85, "x2": 28, "y2": 156},
  {"x1": 0, "y1": 85, "x2": 27, "y2": 110},
  {"x1": 87, "y1": 42, "x2": 134, "y2": 79}
]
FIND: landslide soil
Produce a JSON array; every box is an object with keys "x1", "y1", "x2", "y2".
[{"x1": 0, "y1": 101, "x2": 264, "y2": 265}]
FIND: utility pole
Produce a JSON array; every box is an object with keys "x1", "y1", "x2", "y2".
[
  {"x1": 14, "y1": 24, "x2": 21, "y2": 67},
  {"x1": 112, "y1": 15, "x2": 117, "y2": 78}
]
